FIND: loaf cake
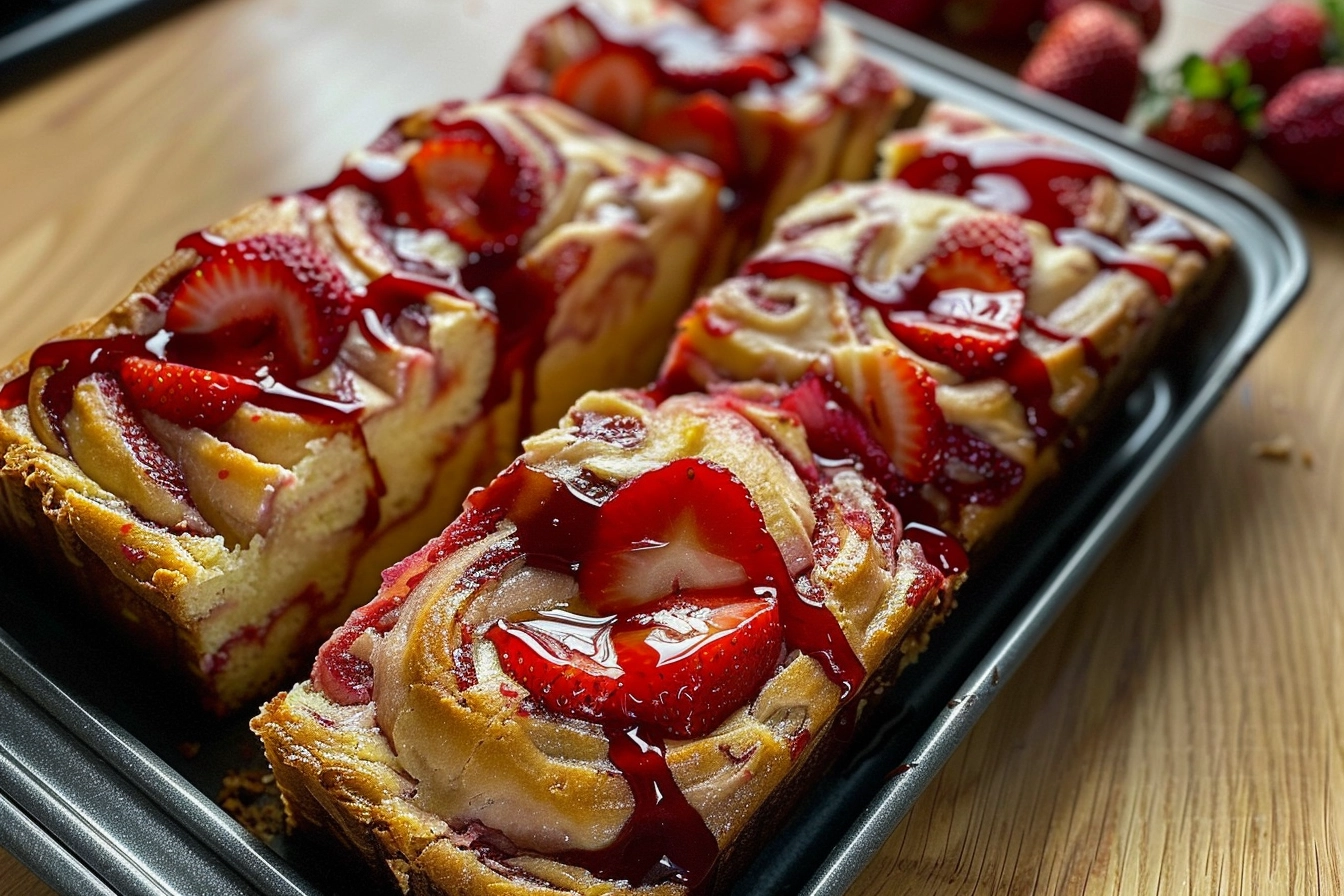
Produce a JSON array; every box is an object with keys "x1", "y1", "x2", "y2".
[
  {"x1": 662, "y1": 104, "x2": 1231, "y2": 549},
  {"x1": 0, "y1": 94, "x2": 722, "y2": 713},
  {"x1": 501, "y1": 0, "x2": 912, "y2": 261},
  {"x1": 252, "y1": 104, "x2": 1231, "y2": 894},
  {"x1": 254, "y1": 385, "x2": 957, "y2": 894}
]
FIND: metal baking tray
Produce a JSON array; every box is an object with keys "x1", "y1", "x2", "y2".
[{"x1": 0, "y1": 7, "x2": 1309, "y2": 895}]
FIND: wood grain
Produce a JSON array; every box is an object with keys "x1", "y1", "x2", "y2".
[{"x1": 0, "y1": 1, "x2": 1338, "y2": 894}]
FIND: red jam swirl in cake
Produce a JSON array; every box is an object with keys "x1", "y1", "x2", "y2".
[
  {"x1": 312, "y1": 453, "x2": 878, "y2": 887},
  {"x1": 0, "y1": 233, "x2": 376, "y2": 441},
  {"x1": 502, "y1": 0, "x2": 900, "y2": 239},
  {"x1": 893, "y1": 132, "x2": 1212, "y2": 300},
  {"x1": 306, "y1": 107, "x2": 590, "y2": 429},
  {"x1": 0, "y1": 107, "x2": 582, "y2": 541}
]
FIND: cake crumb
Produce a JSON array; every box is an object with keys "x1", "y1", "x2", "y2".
[
  {"x1": 177, "y1": 741, "x2": 201, "y2": 760},
  {"x1": 1301, "y1": 449, "x2": 1314, "y2": 469},
  {"x1": 1251, "y1": 434, "x2": 1295, "y2": 461},
  {"x1": 218, "y1": 768, "x2": 284, "y2": 840}
]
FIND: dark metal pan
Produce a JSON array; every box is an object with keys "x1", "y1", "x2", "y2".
[{"x1": 0, "y1": 8, "x2": 1309, "y2": 895}]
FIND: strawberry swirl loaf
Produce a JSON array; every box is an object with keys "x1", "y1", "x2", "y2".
[
  {"x1": 0, "y1": 94, "x2": 722, "y2": 712},
  {"x1": 255, "y1": 386, "x2": 955, "y2": 894},
  {"x1": 254, "y1": 104, "x2": 1232, "y2": 893},
  {"x1": 662, "y1": 105, "x2": 1231, "y2": 549},
  {"x1": 501, "y1": 0, "x2": 911, "y2": 263}
]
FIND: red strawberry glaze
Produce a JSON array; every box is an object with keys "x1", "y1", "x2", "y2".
[
  {"x1": 305, "y1": 114, "x2": 569, "y2": 433},
  {"x1": 893, "y1": 134, "x2": 1209, "y2": 284},
  {"x1": 742, "y1": 252, "x2": 1067, "y2": 441},
  {"x1": 312, "y1": 453, "x2": 871, "y2": 888},
  {"x1": 503, "y1": 3, "x2": 901, "y2": 246},
  {"x1": 562, "y1": 724, "x2": 720, "y2": 888}
]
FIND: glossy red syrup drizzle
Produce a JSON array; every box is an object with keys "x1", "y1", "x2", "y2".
[
  {"x1": 559, "y1": 725, "x2": 720, "y2": 888},
  {"x1": 505, "y1": 3, "x2": 898, "y2": 248},
  {"x1": 743, "y1": 253, "x2": 1067, "y2": 441},
  {"x1": 894, "y1": 134, "x2": 1209, "y2": 293},
  {"x1": 304, "y1": 118, "x2": 560, "y2": 435},
  {"x1": 313, "y1": 453, "x2": 866, "y2": 887},
  {"x1": 766, "y1": 375, "x2": 969, "y2": 577}
]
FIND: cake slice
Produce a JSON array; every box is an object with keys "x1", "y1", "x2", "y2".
[
  {"x1": 0, "y1": 94, "x2": 722, "y2": 713},
  {"x1": 501, "y1": 0, "x2": 911, "y2": 264},
  {"x1": 661, "y1": 105, "x2": 1231, "y2": 550},
  {"x1": 254, "y1": 386, "x2": 955, "y2": 894}
]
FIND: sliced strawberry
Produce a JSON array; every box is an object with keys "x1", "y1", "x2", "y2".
[
  {"x1": 485, "y1": 591, "x2": 782, "y2": 738},
  {"x1": 921, "y1": 214, "x2": 1034, "y2": 296},
  {"x1": 640, "y1": 92, "x2": 742, "y2": 182},
  {"x1": 887, "y1": 288, "x2": 1026, "y2": 379},
  {"x1": 933, "y1": 424, "x2": 1025, "y2": 507},
  {"x1": 654, "y1": 27, "x2": 791, "y2": 94},
  {"x1": 577, "y1": 458, "x2": 789, "y2": 614},
  {"x1": 837, "y1": 347, "x2": 945, "y2": 483},
  {"x1": 701, "y1": 0, "x2": 823, "y2": 55},
  {"x1": 552, "y1": 47, "x2": 657, "y2": 134},
  {"x1": 408, "y1": 121, "x2": 544, "y2": 254},
  {"x1": 165, "y1": 233, "x2": 354, "y2": 377},
  {"x1": 777, "y1": 372, "x2": 909, "y2": 494},
  {"x1": 118, "y1": 357, "x2": 262, "y2": 430}
]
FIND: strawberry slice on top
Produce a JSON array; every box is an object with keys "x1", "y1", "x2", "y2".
[
  {"x1": 119, "y1": 357, "x2": 262, "y2": 430},
  {"x1": 887, "y1": 288, "x2": 1026, "y2": 380},
  {"x1": 577, "y1": 458, "x2": 789, "y2": 615},
  {"x1": 165, "y1": 233, "x2": 354, "y2": 379},
  {"x1": 408, "y1": 120, "x2": 545, "y2": 255},
  {"x1": 835, "y1": 347, "x2": 946, "y2": 484},
  {"x1": 551, "y1": 47, "x2": 657, "y2": 136},
  {"x1": 920, "y1": 213, "x2": 1034, "y2": 296},
  {"x1": 485, "y1": 591, "x2": 783, "y2": 739}
]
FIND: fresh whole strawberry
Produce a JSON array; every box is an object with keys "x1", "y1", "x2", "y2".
[
  {"x1": 1262, "y1": 66, "x2": 1344, "y2": 196},
  {"x1": 165, "y1": 233, "x2": 354, "y2": 378},
  {"x1": 944, "y1": 0, "x2": 1045, "y2": 42},
  {"x1": 1043, "y1": 0, "x2": 1163, "y2": 42},
  {"x1": 1146, "y1": 97, "x2": 1250, "y2": 167},
  {"x1": 1019, "y1": 1, "x2": 1143, "y2": 122},
  {"x1": 1211, "y1": 1, "x2": 1331, "y2": 97},
  {"x1": 1140, "y1": 55, "x2": 1264, "y2": 169},
  {"x1": 921, "y1": 213, "x2": 1035, "y2": 295},
  {"x1": 119, "y1": 357, "x2": 262, "y2": 430},
  {"x1": 485, "y1": 592, "x2": 783, "y2": 738}
]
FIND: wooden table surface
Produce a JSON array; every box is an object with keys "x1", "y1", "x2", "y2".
[{"x1": 1, "y1": 0, "x2": 1339, "y2": 893}]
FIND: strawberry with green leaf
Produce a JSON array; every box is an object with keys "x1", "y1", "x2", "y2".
[
  {"x1": 1140, "y1": 55, "x2": 1264, "y2": 169},
  {"x1": 1211, "y1": 0, "x2": 1342, "y2": 97}
]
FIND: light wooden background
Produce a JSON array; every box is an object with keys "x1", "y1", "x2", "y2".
[{"x1": 1, "y1": 0, "x2": 1340, "y2": 894}]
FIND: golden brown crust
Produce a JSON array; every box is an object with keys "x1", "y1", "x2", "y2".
[
  {"x1": 0, "y1": 94, "x2": 722, "y2": 713},
  {"x1": 255, "y1": 388, "x2": 953, "y2": 895},
  {"x1": 253, "y1": 102, "x2": 1231, "y2": 896},
  {"x1": 665, "y1": 110, "x2": 1232, "y2": 552}
]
